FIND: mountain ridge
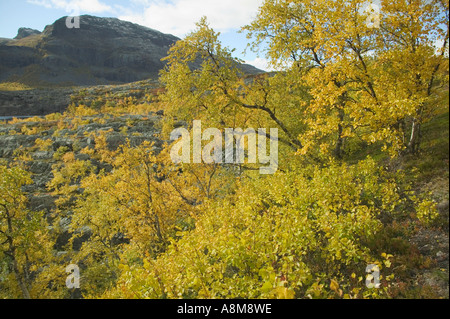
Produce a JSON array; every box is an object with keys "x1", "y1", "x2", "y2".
[{"x1": 0, "y1": 15, "x2": 263, "y2": 88}]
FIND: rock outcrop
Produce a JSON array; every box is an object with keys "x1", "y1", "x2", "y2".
[{"x1": 14, "y1": 27, "x2": 41, "y2": 40}]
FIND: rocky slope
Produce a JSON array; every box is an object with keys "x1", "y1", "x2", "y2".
[
  {"x1": 0, "y1": 112, "x2": 164, "y2": 251},
  {"x1": 0, "y1": 88, "x2": 73, "y2": 117},
  {"x1": 0, "y1": 79, "x2": 161, "y2": 117},
  {"x1": 0, "y1": 15, "x2": 263, "y2": 87}
]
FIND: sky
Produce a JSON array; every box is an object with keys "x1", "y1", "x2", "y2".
[{"x1": 0, "y1": 0, "x2": 272, "y2": 71}]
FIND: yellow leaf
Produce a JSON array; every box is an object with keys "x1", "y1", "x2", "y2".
[
  {"x1": 273, "y1": 286, "x2": 295, "y2": 299},
  {"x1": 261, "y1": 281, "x2": 273, "y2": 293},
  {"x1": 330, "y1": 279, "x2": 339, "y2": 292}
]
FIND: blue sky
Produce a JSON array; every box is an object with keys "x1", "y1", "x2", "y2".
[{"x1": 0, "y1": 0, "x2": 271, "y2": 71}]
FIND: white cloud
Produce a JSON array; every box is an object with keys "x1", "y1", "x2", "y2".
[
  {"x1": 245, "y1": 57, "x2": 272, "y2": 72},
  {"x1": 27, "y1": 0, "x2": 113, "y2": 14},
  {"x1": 27, "y1": 0, "x2": 264, "y2": 37},
  {"x1": 117, "y1": 0, "x2": 263, "y2": 37}
]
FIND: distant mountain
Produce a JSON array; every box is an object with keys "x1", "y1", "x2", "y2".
[
  {"x1": 0, "y1": 15, "x2": 263, "y2": 87},
  {"x1": 14, "y1": 27, "x2": 42, "y2": 40}
]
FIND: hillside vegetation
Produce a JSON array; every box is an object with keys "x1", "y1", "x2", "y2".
[{"x1": 0, "y1": 0, "x2": 448, "y2": 299}]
